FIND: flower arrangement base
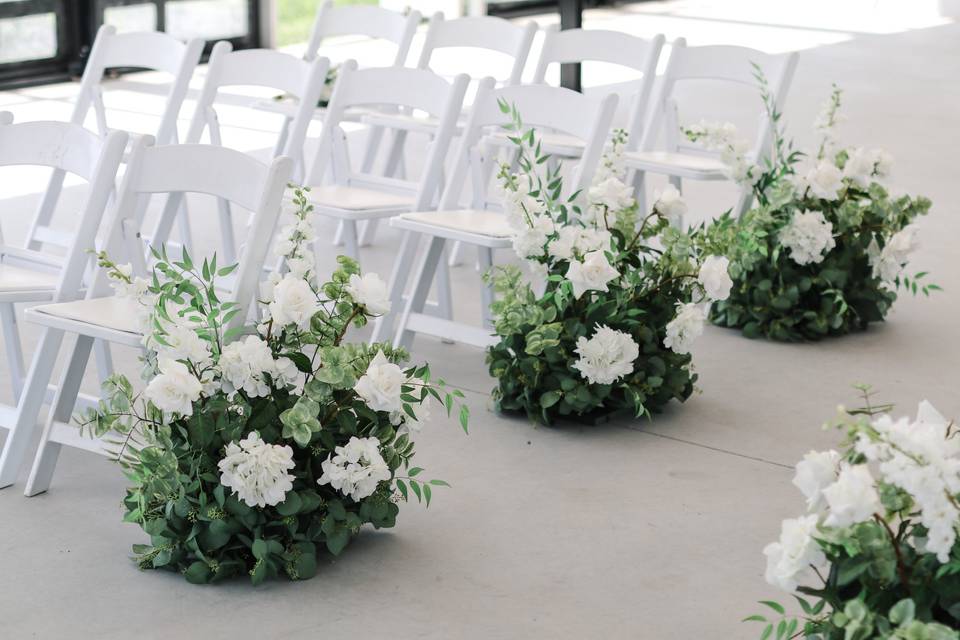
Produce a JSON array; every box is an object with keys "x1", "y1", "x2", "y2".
[{"x1": 495, "y1": 404, "x2": 634, "y2": 427}]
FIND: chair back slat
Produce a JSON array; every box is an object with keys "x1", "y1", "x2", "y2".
[
  {"x1": 418, "y1": 15, "x2": 537, "y2": 85},
  {"x1": 306, "y1": 1, "x2": 420, "y2": 66}
]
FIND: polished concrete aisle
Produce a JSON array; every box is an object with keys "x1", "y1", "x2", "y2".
[{"x1": 1, "y1": 5, "x2": 959, "y2": 639}]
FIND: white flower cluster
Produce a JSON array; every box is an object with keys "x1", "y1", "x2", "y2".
[
  {"x1": 798, "y1": 161, "x2": 844, "y2": 201},
  {"x1": 566, "y1": 250, "x2": 619, "y2": 299},
  {"x1": 843, "y1": 147, "x2": 893, "y2": 187},
  {"x1": 354, "y1": 350, "x2": 405, "y2": 413},
  {"x1": 218, "y1": 335, "x2": 301, "y2": 398},
  {"x1": 218, "y1": 431, "x2": 296, "y2": 508},
  {"x1": 684, "y1": 120, "x2": 757, "y2": 183},
  {"x1": 765, "y1": 401, "x2": 960, "y2": 595},
  {"x1": 868, "y1": 224, "x2": 920, "y2": 284},
  {"x1": 144, "y1": 357, "x2": 203, "y2": 417},
  {"x1": 345, "y1": 273, "x2": 391, "y2": 316},
  {"x1": 652, "y1": 184, "x2": 687, "y2": 224},
  {"x1": 572, "y1": 324, "x2": 640, "y2": 385},
  {"x1": 318, "y1": 435, "x2": 391, "y2": 501},
  {"x1": 662, "y1": 256, "x2": 733, "y2": 355},
  {"x1": 263, "y1": 192, "x2": 321, "y2": 330},
  {"x1": 779, "y1": 209, "x2": 837, "y2": 266}
]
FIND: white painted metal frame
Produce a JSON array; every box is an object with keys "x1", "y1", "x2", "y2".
[
  {"x1": 626, "y1": 40, "x2": 799, "y2": 218},
  {"x1": 531, "y1": 27, "x2": 664, "y2": 158},
  {"x1": 371, "y1": 83, "x2": 619, "y2": 350},
  {"x1": 29, "y1": 25, "x2": 204, "y2": 255},
  {"x1": 0, "y1": 143, "x2": 293, "y2": 495},
  {"x1": 306, "y1": 1, "x2": 420, "y2": 65},
  {"x1": 185, "y1": 41, "x2": 330, "y2": 264},
  {"x1": 304, "y1": 61, "x2": 469, "y2": 262},
  {"x1": 0, "y1": 116, "x2": 129, "y2": 490}
]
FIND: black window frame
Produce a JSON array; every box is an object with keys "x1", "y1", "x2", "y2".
[{"x1": 0, "y1": 0, "x2": 261, "y2": 89}]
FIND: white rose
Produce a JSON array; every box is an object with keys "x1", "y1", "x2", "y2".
[
  {"x1": 218, "y1": 432, "x2": 296, "y2": 508},
  {"x1": 868, "y1": 224, "x2": 919, "y2": 283},
  {"x1": 822, "y1": 464, "x2": 881, "y2": 528},
  {"x1": 144, "y1": 357, "x2": 203, "y2": 417},
  {"x1": 354, "y1": 350, "x2": 405, "y2": 413},
  {"x1": 565, "y1": 250, "x2": 619, "y2": 299},
  {"x1": 589, "y1": 176, "x2": 633, "y2": 211},
  {"x1": 572, "y1": 324, "x2": 639, "y2": 385},
  {"x1": 268, "y1": 274, "x2": 318, "y2": 330},
  {"x1": 286, "y1": 255, "x2": 313, "y2": 280},
  {"x1": 576, "y1": 227, "x2": 612, "y2": 253},
  {"x1": 793, "y1": 450, "x2": 840, "y2": 513},
  {"x1": 663, "y1": 302, "x2": 706, "y2": 354},
  {"x1": 842, "y1": 147, "x2": 876, "y2": 188},
  {"x1": 652, "y1": 184, "x2": 687, "y2": 222},
  {"x1": 698, "y1": 255, "x2": 733, "y2": 301},
  {"x1": 547, "y1": 227, "x2": 581, "y2": 261},
  {"x1": 345, "y1": 272, "x2": 391, "y2": 316},
  {"x1": 803, "y1": 161, "x2": 844, "y2": 200},
  {"x1": 157, "y1": 322, "x2": 212, "y2": 366},
  {"x1": 763, "y1": 515, "x2": 826, "y2": 593}
]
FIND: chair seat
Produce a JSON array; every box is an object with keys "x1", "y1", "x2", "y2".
[
  {"x1": 0, "y1": 264, "x2": 58, "y2": 294},
  {"x1": 25, "y1": 296, "x2": 142, "y2": 347},
  {"x1": 392, "y1": 210, "x2": 514, "y2": 248},
  {"x1": 623, "y1": 150, "x2": 729, "y2": 180},
  {"x1": 310, "y1": 185, "x2": 415, "y2": 219},
  {"x1": 488, "y1": 130, "x2": 585, "y2": 158}
]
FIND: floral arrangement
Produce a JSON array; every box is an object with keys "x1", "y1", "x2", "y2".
[
  {"x1": 485, "y1": 103, "x2": 733, "y2": 424},
  {"x1": 691, "y1": 78, "x2": 936, "y2": 341},
  {"x1": 751, "y1": 387, "x2": 960, "y2": 640},
  {"x1": 79, "y1": 187, "x2": 469, "y2": 584}
]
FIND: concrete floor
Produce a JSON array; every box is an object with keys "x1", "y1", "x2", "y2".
[{"x1": 1, "y1": 2, "x2": 959, "y2": 638}]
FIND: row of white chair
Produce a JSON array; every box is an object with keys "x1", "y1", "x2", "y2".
[{"x1": 0, "y1": 115, "x2": 293, "y2": 495}]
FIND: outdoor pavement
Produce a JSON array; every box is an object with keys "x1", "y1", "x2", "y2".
[{"x1": 0, "y1": 2, "x2": 958, "y2": 638}]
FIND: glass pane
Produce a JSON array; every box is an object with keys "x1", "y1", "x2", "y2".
[
  {"x1": 104, "y1": 4, "x2": 158, "y2": 33},
  {"x1": 0, "y1": 13, "x2": 57, "y2": 64},
  {"x1": 166, "y1": 0, "x2": 249, "y2": 40}
]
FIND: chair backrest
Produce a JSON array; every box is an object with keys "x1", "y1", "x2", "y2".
[
  {"x1": 105, "y1": 142, "x2": 293, "y2": 328},
  {"x1": 185, "y1": 41, "x2": 330, "y2": 180},
  {"x1": 0, "y1": 114, "x2": 128, "y2": 303},
  {"x1": 642, "y1": 39, "x2": 799, "y2": 159},
  {"x1": 305, "y1": 1, "x2": 420, "y2": 66},
  {"x1": 417, "y1": 15, "x2": 537, "y2": 86},
  {"x1": 305, "y1": 62, "x2": 469, "y2": 211},
  {"x1": 76, "y1": 25, "x2": 204, "y2": 144},
  {"x1": 533, "y1": 27, "x2": 664, "y2": 142},
  {"x1": 439, "y1": 80, "x2": 618, "y2": 211}
]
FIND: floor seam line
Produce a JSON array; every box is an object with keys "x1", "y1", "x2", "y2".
[{"x1": 629, "y1": 429, "x2": 793, "y2": 469}]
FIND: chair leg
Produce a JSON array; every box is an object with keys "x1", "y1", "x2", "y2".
[
  {"x1": 360, "y1": 125, "x2": 386, "y2": 174},
  {"x1": 358, "y1": 219, "x2": 379, "y2": 247},
  {"x1": 394, "y1": 236, "x2": 446, "y2": 351},
  {"x1": 25, "y1": 335, "x2": 95, "y2": 497},
  {"x1": 383, "y1": 130, "x2": 408, "y2": 180},
  {"x1": 435, "y1": 250, "x2": 453, "y2": 323},
  {"x1": 333, "y1": 220, "x2": 345, "y2": 247},
  {"x1": 0, "y1": 302, "x2": 25, "y2": 402},
  {"x1": 93, "y1": 339, "x2": 114, "y2": 384},
  {"x1": 734, "y1": 185, "x2": 753, "y2": 218},
  {"x1": 0, "y1": 327, "x2": 66, "y2": 489},
  {"x1": 177, "y1": 197, "x2": 195, "y2": 255},
  {"x1": 630, "y1": 169, "x2": 648, "y2": 214},
  {"x1": 342, "y1": 220, "x2": 360, "y2": 262},
  {"x1": 448, "y1": 240, "x2": 464, "y2": 267},
  {"x1": 478, "y1": 247, "x2": 494, "y2": 329},
  {"x1": 370, "y1": 230, "x2": 420, "y2": 344},
  {"x1": 217, "y1": 197, "x2": 238, "y2": 265},
  {"x1": 668, "y1": 175, "x2": 683, "y2": 228}
]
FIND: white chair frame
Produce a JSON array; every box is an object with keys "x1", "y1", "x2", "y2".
[
  {"x1": 30, "y1": 25, "x2": 203, "y2": 254},
  {"x1": 0, "y1": 117, "x2": 129, "y2": 490},
  {"x1": 305, "y1": 1, "x2": 420, "y2": 66},
  {"x1": 370, "y1": 83, "x2": 618, "y2": 350},
  {"x1": 184, "y1": 41, "x2": 329, "y2": 264},
  {"x1": 357, "y1": 15, "x2": 537, "y2": 249},
  {"x1": 0, "y1": 142, "x2": 294, "y2": 495},
  {"x1": 627, "y1": 40, "x2": 799, "y2": 218},
  {"x1": 305, "y1": 62, "x2": 469, "y2": 262},
  {"x1": 531, "y1": 27, "x2": 664, "y2": 158}
]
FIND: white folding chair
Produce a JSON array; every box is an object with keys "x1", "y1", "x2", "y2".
[
  {"x1": 0, "y1": 143, "x2": 294, "y2": 495},
  {"x1": 0, "y1": 117, "x2": 128, "y2": 489},
  {"x1": 184, "y1": 41, "x2": 329, "y2": 264},
  {"x1": 625, "y1": 41, "x2": 799, "y2": 218},
  {"x1": 357, "y1": 15, "x2": 537, "y2": 248},
  {"x1": 370, "y1": 83, "x2": 618, "y2": 350},
  {"x1": 30, "y1": 25, "x2": 203, "y2": 254},
  {"x1": 530, "y1": 27, "x2": 664, "y2": 159},
  {"x1": 305, "y1": 62, "x2": 469, "y2": 263}
]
